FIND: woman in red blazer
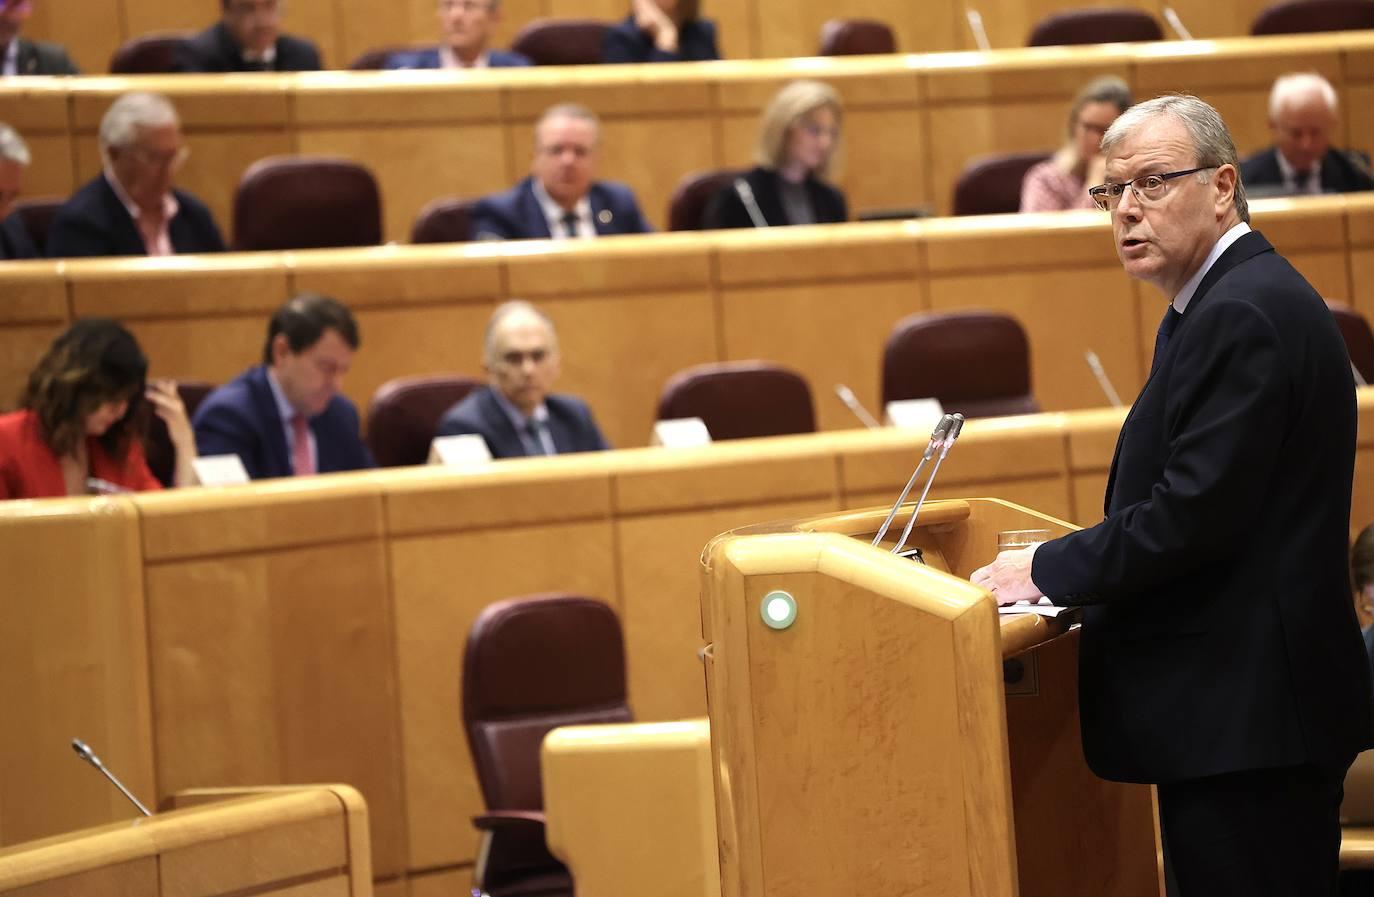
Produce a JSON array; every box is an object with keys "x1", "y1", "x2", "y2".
[{"x1": 0, "y1": 318, "x2": 196, "y2": 500}]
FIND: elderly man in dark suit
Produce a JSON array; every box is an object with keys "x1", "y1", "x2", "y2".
[
  {"x1": 47, "y1": 93, "x2": 225, "y2": 258},
  {"x1": 973, "y1": 94, "x2": 1374, "y2": 896},
  {"x1": 176, "y1": 0, "x2": 322, "y2": 72},
  {"x1": 436, "y1": 300, "x2": 609, "y2": 458},
  {"x1": 193, "y1": 294, "x2": 374, "y2": 479},
  {"x1": 1240, "y1": 72, "x2": 1374, "y2": 197},
  {"x1": 0, "y1": 123, "x2": 38, "y2": 259},
  {"x1": 471, "y1": 104, "x2": 653, "y2": 240},
  {"x1": 0, "y1": 0, "x2": 78, "y2": 75}
]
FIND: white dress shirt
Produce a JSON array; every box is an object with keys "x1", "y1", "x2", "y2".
[
  {"x1": 1172, "y1": 222, "x2": 1252, "y2": 314},
  {"x1": 531, "y1": 178, "x2": 594, "y2": 239},
  {"x1": 1275, "y1": 151, "x2": 1323, "y2": 196}
]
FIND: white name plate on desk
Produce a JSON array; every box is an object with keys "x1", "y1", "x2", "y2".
[
  {"x1": 885, "y1": 398, "x2": 945, "y2": 431},
  {"x1": 192, "y1": 454, "x2": 251, "y2": 487},
  {"x1": 651, "y1": 417, "x2": 712, "y2": 448},
  {"x1": 428, "y1": 434, "x2": 493, "y2": 466}
]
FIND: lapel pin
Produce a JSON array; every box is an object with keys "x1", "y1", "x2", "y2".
[{"x1": 597, "y1": 209, "x2": 613, "y2": 225}]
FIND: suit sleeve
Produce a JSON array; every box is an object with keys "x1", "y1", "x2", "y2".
[
  {"x1": 470, "y1": 198, "x2": 515, "y2": 241},
  {"x1": 338, "y1": 403, "x2": 376, "y2": 469},
  {"x1": 1033, "y1": 297, "x2": 1289, "y2": 603},
  {"x1": 47, "y1": 207, "x2": 114, "y2": 258},
  {"x1": 193, "y1": 400, "x2": 263, "y2": 479},
  {"x1": 622, "y1": 190, "x2": 654, "y2": 233},
  {"x1": 51, "y1": 46, "x2": 80, "y2": 75},
  {"x1": 601, "y1": 26, "x2": 649, "y2": 63}
]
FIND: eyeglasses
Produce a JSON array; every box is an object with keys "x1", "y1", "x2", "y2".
[
  {"x1": 1088, "y1": 166, "x2": 1215, "y2": 211},
  {"x1": 130, "y1": 145, "x2": 190, "y2": 171},
  {"x1": 498, "y1": 348, "x2": 551, "y2": 367},
  {"x1": 439, "y1": 0, "x2": 491, "y2": 11}
]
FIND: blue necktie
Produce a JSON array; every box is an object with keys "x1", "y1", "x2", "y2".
[{"x1": 1151, "y1": 307, "x2": 1183, "y2": 374}]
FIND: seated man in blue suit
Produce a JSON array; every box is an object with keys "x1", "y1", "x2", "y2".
[
  {"x1": 471, "y1": 103, "x2": 653, "y2": 240},
  {"x1": 436, "y1": 300, "x2": 610, "y2": 458},
  {"x1": 193, "y1": 293, "x2": 375, "y2": 479},
  {"x1": 48, "y1": 93, "x2": 226, "y2": 259},
  {"x1": 385, "y1": 0, "x2": 530, "y2": 69}
]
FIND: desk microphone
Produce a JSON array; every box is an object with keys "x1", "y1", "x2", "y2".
[
  {"x1": 890, "y1": 413, "x2": 965, "y2": 559},
  {"x1": 1162, "y1": 6, "x2": 1194, "y2": 40},
  {"x1": 965, "y1": 9, "x2": 991, "y2": 51},
  {"x1": 72, "y1": 738, "x2": 152, "y2": 817},
  {"x1": 732, "y1": 179, "x2": 770, "y2": 228},
  {"x1": 872, "y1": 413, "x2": 954, "y2": 550},
  {"x1": 834, "y1": 384, "x2": 882, "y2": 429},
  {"x1": 1083, "y1": 350, "x2": 1124, "y2": 407}
]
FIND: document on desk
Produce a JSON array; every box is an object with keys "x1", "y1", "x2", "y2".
[{"x1": 997, "y1": 598, "x2": 1073, "y2": 618}]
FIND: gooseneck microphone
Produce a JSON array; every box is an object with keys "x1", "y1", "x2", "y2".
[
  {"x1": 891, "y1": 413, "x2": 964, "y2": 558},
  {"x1": 871, "y1": 413, "x2": 955, "y2": 549},
  {"x1": 834, "y1": 384, "x2": 882, "y2": 429},
  {"x1": 72, "y1": 738, "x2": 152, "y2": 817},
  {"x1": 1083, "y1": 350, "x2": 1124, "y2": 407},
  {"x1": 732, "y1": 179, "x2": 770, "y2": 228}
]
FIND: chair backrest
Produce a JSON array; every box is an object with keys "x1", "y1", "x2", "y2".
[
  {"x1": 511, "y1": 19, "x2": 610, "y2": 65},
  {"x1": 233, "y1": 156, "x2": 383, "y2": 251},
  {"x1": 143, "y1": 381, "x2": 215, "y2": 487},
  {"x1": 656, "y1": 361, "x2": 816, "y2": 440},
  {"x1": 1027, "y1": 7, "x2": 1164, "y2": 45},
  {"x1": 951, "y1": 151, "x2": 1052, "y2": 216},
  {"x1": 667, "y1": 168, "x2": 743, "y2": 231},
  {"x1": 882, "y1": 311, "x2": 1040, "y2": 418},
  {"x1": 410, "y1": 196, "x2": 478, "y2": 244},
  {"x1": 365, "y1": 374, "x2": 483, "y2": 467},
  {"x1": 1328, "y1": 302, "x2": 1374, "y2": 384},
  {"x1": 952, "y1": 152, "x2": 1054, "y2": 216},
  {"x1": 11, "y1": 197, "x2": 64, "y2": 256},
  {"x1": 1251, "y1": 0, "x2": 1374, "y2": 33},
  {"x1": 818, "y1": 18, "x2": 898, "y2": 55},
  {"x1": 463, "y1": 594, "x2": 631, "y2": 813},
  {"x1": 108, "y1": 31, "x2": 193, "y2": 73},
  {"x1": 348, "y1": 45, "x2": 437, "y2": 69}
]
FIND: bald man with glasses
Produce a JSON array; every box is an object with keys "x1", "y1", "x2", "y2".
[{"x1": 974, "y1": 95, "x2": 1372, "y2": 896}]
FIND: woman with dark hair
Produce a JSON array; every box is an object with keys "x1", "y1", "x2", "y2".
[
  {"x1": 0, "y1": 318, "x2": 196, "y2": 499},
  {"x1": 602, "y1": 0, "x2": 718, "y2": 63}
]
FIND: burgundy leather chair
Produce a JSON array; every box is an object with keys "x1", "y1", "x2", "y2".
[
  {"x1": 818, "y1": 18, "x2": 898, "y2": 55},
  {"x1": 656, "y1": 361, "x2": 816, "y2": 440},
  {"x1": 108, "y1": 31, "x2": 194, "y2": 74},
  {"x1": 410, "y1": 196, "x2": 478, "y2": 243},
  {"x1": 10, "y1": 197, "x2": 64, "y2": 256},
  {"x1": 951, "y1": 151, "x2": 1052, "y2": 216},
  {"x1": 510, "y1": 19, "x2": 610, "y2": 65},
  {"x1": 233, "y1": 157, "x2": 383, "y2": 251},
  {"x1": 667, "y1": 168, "x2": 743, "y2": 231},
  {"x1": 142, "y1": 381, "x2": 215, "y2": 487},
  {"x1": 1328, "y1": 302, "x2": 1374, "y2": 384},
  {"x1": 882, "y1": 311, "x2": 1039, "y2": 419},
  {"x1": 463, "y1": 594, "x2": 631, "y2": 897},
  {"x1": 1027, "y1": 8, "x2": 1164, "y2": 45},
  {"x1": 348, "y1": 45, "x2": 437, "y2": 69},
  {"x1": 365, "y1": 374, "x2": 483, "y2": 467},
  {"x1": 1251, "y1": 0, "x2": 1374, "y2": 33}
]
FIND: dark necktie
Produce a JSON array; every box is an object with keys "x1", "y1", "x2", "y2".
[
  {"x1": 1151, "y1": 307, "x2": 1183, "y2": 374},
  {"x1": 560, "y1": 210, "x2": 580, "y2": 239},
  {"x1": 525, "y1": 418, "x2": 549, "y2": 456}
]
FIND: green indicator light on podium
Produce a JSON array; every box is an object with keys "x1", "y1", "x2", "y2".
[{"x1": 760, "y1": 590, "x2": 797, "y2": 630}]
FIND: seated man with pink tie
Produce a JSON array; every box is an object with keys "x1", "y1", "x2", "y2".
[
  {"x1": 192, "y1": 294, "x2": 375, "y2": 479},
  {"x1": 47, "y1": 92, "x2": 226, "y2": 258}
]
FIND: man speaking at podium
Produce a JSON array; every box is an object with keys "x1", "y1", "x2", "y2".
[{"x1": 973, "y1": 95, "x2": 1373, "y2": 896}]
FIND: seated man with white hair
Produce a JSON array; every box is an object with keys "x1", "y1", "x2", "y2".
[
  {"x1": 0, "y1": 122, "x2": 38, "y2": 260},
  {"x1": 1239, "y1": 71, "x2": 1374, "y2": 197},
  {"x1": 47, "y1": 92, "x2": 226, "y2": 259}
]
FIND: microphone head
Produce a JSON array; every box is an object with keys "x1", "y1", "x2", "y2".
[
  {"x1": 71, "y1": 738, "x2": 99, "y2": 767},
  {"x1": 946, "y1": 413, "x2": 966, "y2": 441}
]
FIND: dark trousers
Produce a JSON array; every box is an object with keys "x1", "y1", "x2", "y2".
[{"x1": 1159, "y1": 760, "x2": 1352, "y2": 897}]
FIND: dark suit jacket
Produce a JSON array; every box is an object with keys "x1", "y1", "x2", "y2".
[
  {"x1": 601, "y1": 15, "x2": 719, "y2": 63},
  {"x1": 192, "y1": 365, "x2": 375, "y2": 480},
  {"x1": 175, "y1": 22, "x2": 322, "y2": 72},
  {"x1": 383, "y1": 47, "x2": 531, "y2": 68},
  {"x1": 0, "y1": 213, "x2": 38, "y2": 260},
  {"x1": 47, "y1": 175, "x2": 226, "y2": 258},
  {"x1": 702, "y1": 165, "x2": 848, "y2": 229},
  {"x1": 1239, "y1": 146, "x2": 1374, "y2": 195},
  {"x1": 1032, "y1": 230, "x2": 1374, "y2": 785},
  {"x1": 471, "y1": 176, "x2": 652, "y2": 240},
  {"x1": 435, "y1": 386, "x2": 609, "y2": 459},
  {"x1": 11, "y1": 37, "x2": 79, "y2": 75}
]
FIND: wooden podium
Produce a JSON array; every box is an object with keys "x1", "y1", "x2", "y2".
[{"x1": 699, "y1": 497, "x2": 1161, "y2": 897}]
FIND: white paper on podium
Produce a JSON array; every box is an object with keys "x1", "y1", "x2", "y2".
[
  {"x1": 997, "y1": 598, "x2": 1073, "y2": 618},
  {"x1": 428, "y1": 434, "x2": 493, "y2": 466},
  {"x1": 652, "y1": 417, "x2": 712, "y2": 448},
  {"x1": 885, "y1": 397, "x2": 945, "y2": 431},
  {"x1": 192, "y1": 454, "x2": 251, "y2": 486}
]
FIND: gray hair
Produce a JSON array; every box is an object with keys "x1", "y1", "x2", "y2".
[
  {"x1": 1269, "y1": 71, "x2": 1338, "y2": 119},
  {"x1": 533, "y1": 103, "x2": 600, "y2": 150},
  {"x1": 484, "y1": 300, "x2": 558, "y2": 361},
  {"x1": 1101, "y1": 94, "x2": 1249, "y2": 224},
  {"x1": 0, "y1": 123, "x2": 31, "y2": 166},
  {"x1": 98, "y1": 92, "x2": 180, "y2": 153}
]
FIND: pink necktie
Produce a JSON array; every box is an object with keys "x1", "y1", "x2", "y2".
[{"x1": 291, "y1": 414, "x2": 315, "y2": 476}]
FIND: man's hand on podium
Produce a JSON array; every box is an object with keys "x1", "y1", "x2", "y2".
[{"x1": 971, "y1": 544, "x2": 1046, "y2": 606}]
